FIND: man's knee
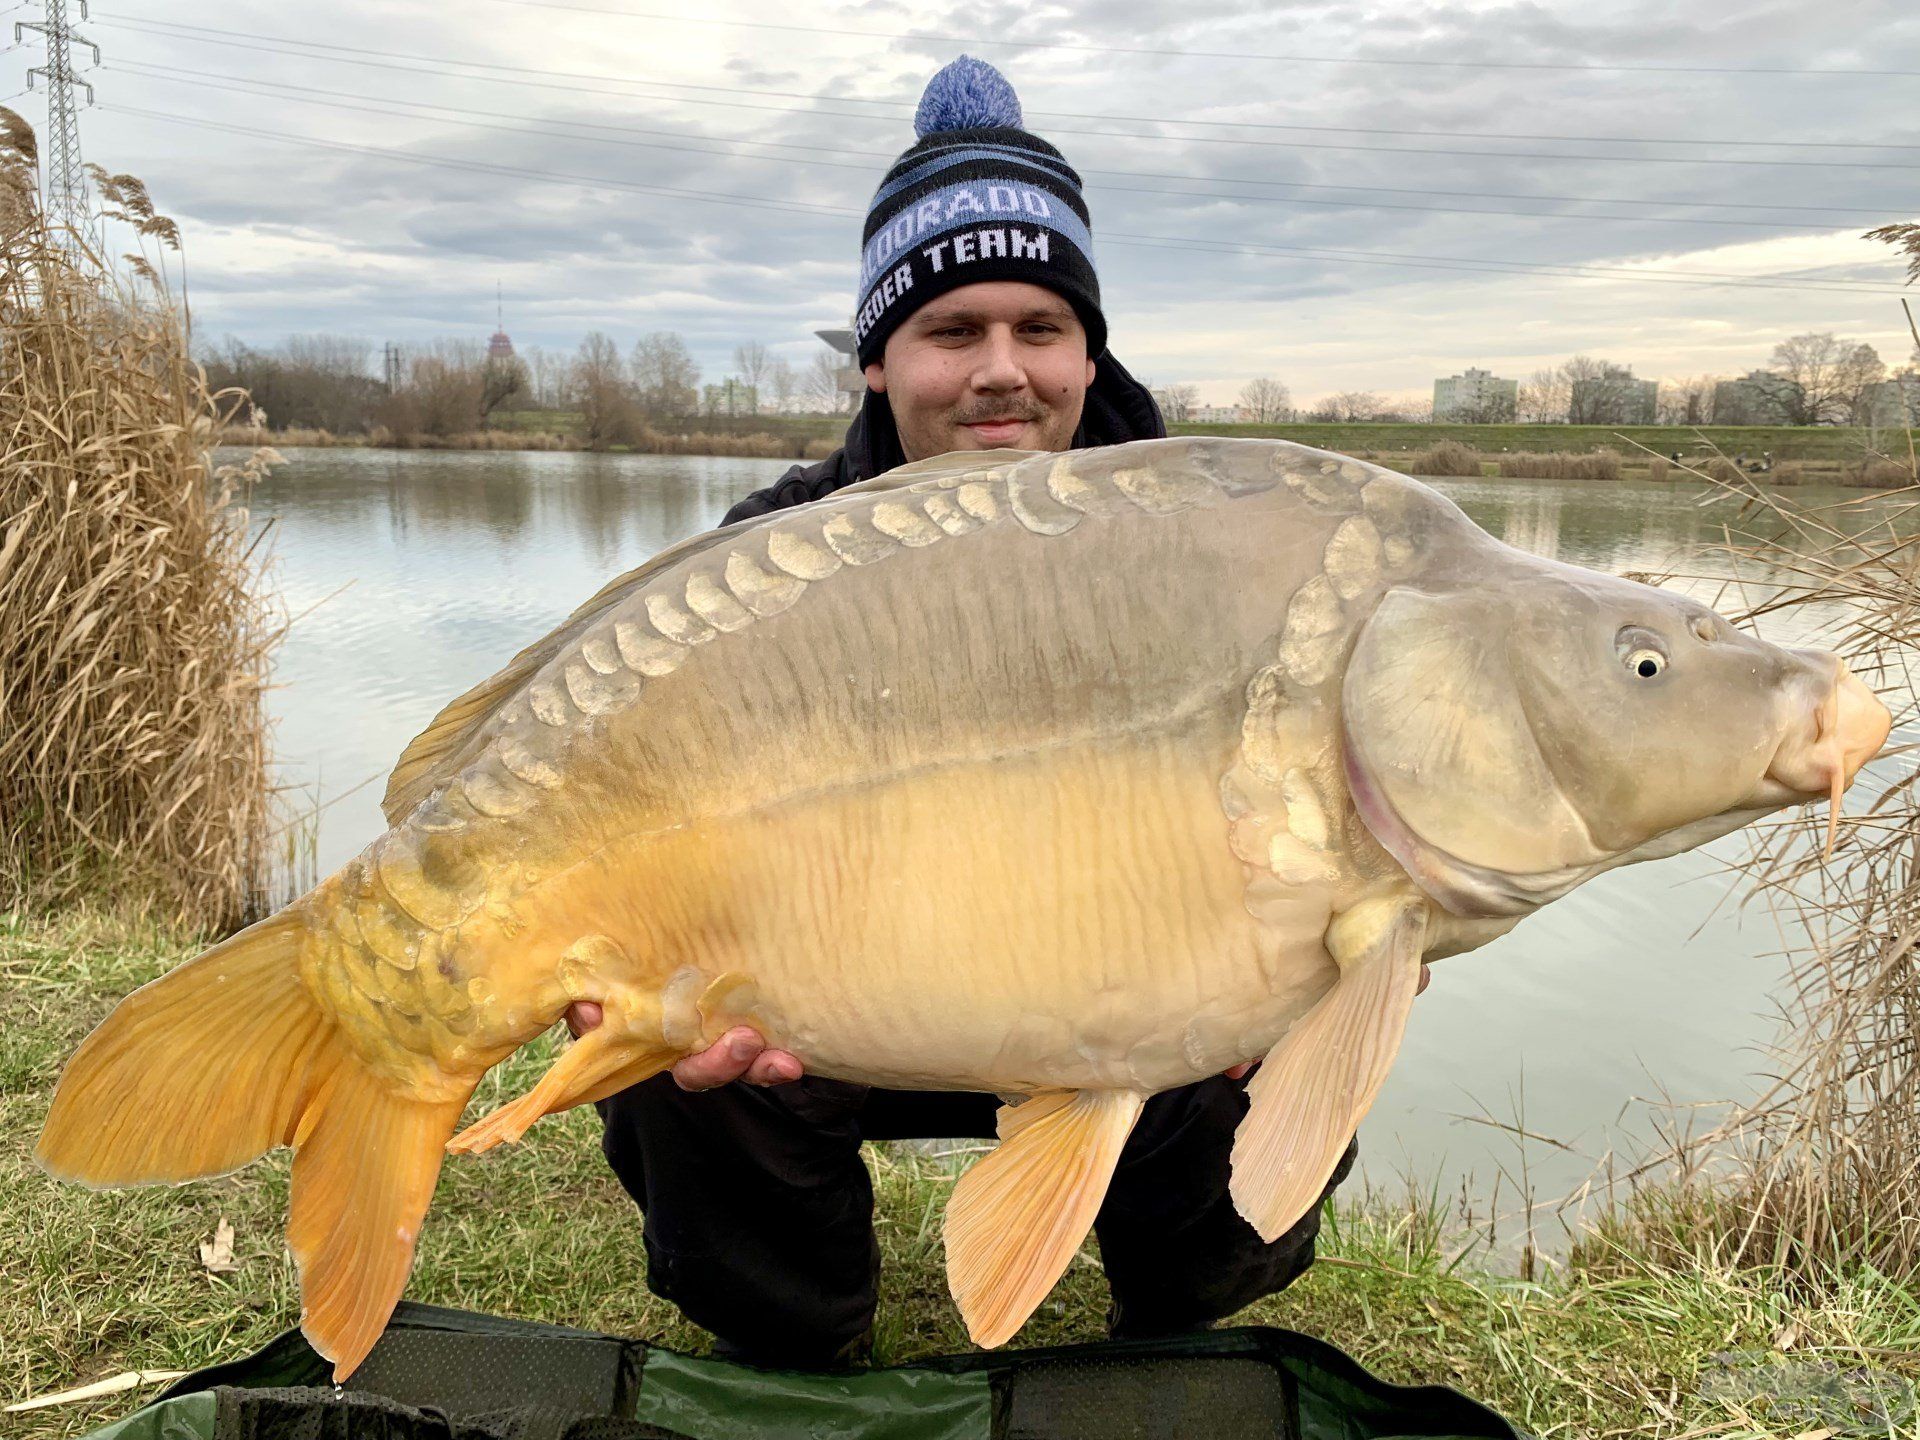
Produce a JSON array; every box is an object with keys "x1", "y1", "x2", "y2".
[
  {"x1": 596, "y1": 1074, "x2": 880, "y2": 1360},
  {"x1": 1099, "y1": 1078, "x2": 1358, "y2": 1335}
]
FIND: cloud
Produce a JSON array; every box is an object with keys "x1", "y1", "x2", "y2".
[{"x1": 36, "y1": 0, "x2": 1916, "y2": 397}]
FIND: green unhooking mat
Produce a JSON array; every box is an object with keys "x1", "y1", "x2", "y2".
[{"x1": 80, "y1": 1302, "x2": 1524, "y2": 1440}]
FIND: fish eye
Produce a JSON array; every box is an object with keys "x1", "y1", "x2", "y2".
[{"x1": 1616, "y1": 626, "x2": 1669, "y2": 679}]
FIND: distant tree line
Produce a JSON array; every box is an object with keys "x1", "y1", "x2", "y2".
[
  {"x1": 197, "y1": 329, "x2": 855, "y2": 440},
  {"x1": 1146, "y1": 330, "x2": 1916, "y2": 430}
]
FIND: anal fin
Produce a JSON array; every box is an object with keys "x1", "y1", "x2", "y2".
[
  {"x1": 448, "y1": 988, "x2": 676, "y2": 1155},
  {"x1": 944, "y1": 1088, "x2": 1145, "y2": 1348},
  {"x1": 1230, "y1": 896, "x2": 1427, "y2": 1241}
]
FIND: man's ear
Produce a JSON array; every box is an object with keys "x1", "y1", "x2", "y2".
[
  {"x1": 863, "y1": 361, "x2": 887, "y2": 394},
  {"x1": 1084, "y1": 358, "x2": 1096, "y2": 388}
]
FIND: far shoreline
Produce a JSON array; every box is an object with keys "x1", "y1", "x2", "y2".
[{"x1": 220, "y1": 417, "x2": 1915, "y2": 489}]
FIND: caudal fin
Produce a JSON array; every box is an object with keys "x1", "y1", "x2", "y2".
[{"x1": 35, "y1": 908, "x2": 472, "y2": 1381}]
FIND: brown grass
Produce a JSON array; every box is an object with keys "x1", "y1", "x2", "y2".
[
  {"x1": 1840, "y1": 457, "x2": 1918, "y2": 488},
  {"x1": 1494, "y1": 448, "x2": 1624, "y2": 481},
  {"x1": 1405, "y1": 438, "x2": 1484, "y2": 477},
  {"x1": 0, "y1": 111, "x2": 280, "y2": 932}
]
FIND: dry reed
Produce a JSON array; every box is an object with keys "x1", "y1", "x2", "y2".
[
  {"x1": 1840, "y1": 457, "x2": 1917, "y2": 488},
  {"x1": 0, "y1": 110, "x2": 280, "y2": 932},
  {"x1": 1651, "y1": 466, "x2": 1920, "y2": 1279},
  {"x1": 1495, "y1": 449, "x2": 1624, "y2": 481},
  {"x1": 1406, "y1": 439, "x2": 1484, "y2": 477}
]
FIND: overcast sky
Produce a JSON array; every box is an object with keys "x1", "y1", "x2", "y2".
[{"x1": 8, "y1": 0, "x2": 1917, "y2": 403}]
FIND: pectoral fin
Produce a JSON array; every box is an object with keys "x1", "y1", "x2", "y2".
[
  {"x1": 944, "y1": 1088, "x2": 1145, "y2": 1348},
  {"x1": 1230, "y1": 896, "x2": 1428, "y2": 1241}
]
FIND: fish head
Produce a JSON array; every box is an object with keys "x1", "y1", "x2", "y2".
[{"x1": 1340, "y1": 561, "x2": 1891, "y2": 917}]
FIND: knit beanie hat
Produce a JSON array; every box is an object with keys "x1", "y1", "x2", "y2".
[{"x1": 853, "y1": 56, "x2": 1105, "y2": 368}]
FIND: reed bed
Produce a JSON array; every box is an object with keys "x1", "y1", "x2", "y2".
[
  {"x1": 0, "y1": 112, "x2": 280, "y2": 932},
  {"x1": 1405, "y1": 438, "x2": 1484, "y2": 477},
  {"x1": 1494, "y1": 448, "x2": 1623, "y2": 481},
  {"x1": 1645, "y1": 463, "x2": 1920, "y2": 1281}
]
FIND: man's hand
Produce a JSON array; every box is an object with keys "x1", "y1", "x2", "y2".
[
  {"x1": 1222, "y1": 961, "x2": 1429, "y2": 1081},
  {"x1": 564, "y1": 1003, "x2": 804, "y2": 1091}
]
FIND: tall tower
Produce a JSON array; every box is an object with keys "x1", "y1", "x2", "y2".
[
  {"x1": 14, "y1": 0, "x2": 100, "y2": 245},
  {"x1": 487, "y1": 282, "x2": 515, "y2": 361}
]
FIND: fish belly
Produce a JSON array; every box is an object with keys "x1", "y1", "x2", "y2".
[{"x1": 513, "y1": 730, "x2": 1341, "y2": 1096}]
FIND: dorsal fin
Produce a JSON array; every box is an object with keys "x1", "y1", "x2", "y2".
[
  {"x1": 378, "y1": 457, "x2": 988, "y2": 826},
  {"x1": 379, "y1": 523, "x2": 740, "y2": 824}
]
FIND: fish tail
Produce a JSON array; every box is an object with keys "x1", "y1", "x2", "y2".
[{"x1": 36, "y1": 907, "x2": 473, "y2": 1382}]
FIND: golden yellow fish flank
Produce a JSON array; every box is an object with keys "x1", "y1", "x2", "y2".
[{"x1": 35, "y1": 437, "x2": 1892, "y2": 1377}]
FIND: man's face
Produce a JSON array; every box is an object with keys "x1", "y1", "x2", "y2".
[{"x1": 864, "y1": 281, "x2": 1097, "y2": 462}]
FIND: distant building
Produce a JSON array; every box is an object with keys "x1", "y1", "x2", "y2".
[
  {"x1": 1432, "y1": 367, "x2": 1517, "y2": 422},
  {"x1": 1713, "y1": 369, "x2": 1803, "y2": 426},
  {"x1": 1189, "y1": 403, "x2": 1245, "y2": 423},
  {"x1": 1858, "y1": 374, "x2": 1920, "y2": 430},
  {"x1": 1571, "y1": 365, "x2": 1657, "y2": 425}
]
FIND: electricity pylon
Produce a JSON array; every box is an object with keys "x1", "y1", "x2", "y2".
[{"x1": 14, "y1": 0, "x2": 100, "y2": 247}]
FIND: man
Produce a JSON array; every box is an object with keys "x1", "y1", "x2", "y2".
[{"x1": 568, "y1": 56, "x2": 1386, "y2": 1370}]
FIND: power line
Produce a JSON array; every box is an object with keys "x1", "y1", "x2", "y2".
[
  {"x1": 105, "y1": 61, "x2": 1887, "y2": 234},
  {"x1": 459, "y1": 0, "x2": 1920, "y2": 80},
  {"x1": 87, "y1": 13, "x2": 1920, "y2": 170},
  {"x1": 95, "y1": 102, "x2": 1909, "y2": 299}
]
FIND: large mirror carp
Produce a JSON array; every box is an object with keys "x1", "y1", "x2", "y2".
[{"x1": 38, "y1": 437, "x2": 1891, "y2": 1378}]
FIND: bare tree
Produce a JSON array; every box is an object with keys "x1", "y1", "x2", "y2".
[
  {"x1": 1150, "y1": 383, "x2": 1200, "y2": 422},
  {"x1": 373, "y1": 338, "x2": 489, "y2": 437},
  {"x1": 1770, "y1": 333, "x2": 1885, "y2": 425},
  {"x1": 807, "y1": 350, "x2": 855, "y2": 414},
  {"x1": 574, "y1": 331, "x2": 637, "y2": 449},
  {"x1": 1323, "y1": 390, "x2": 1383, "y2": 423},
  {"x1": 199, "y1": 333, "x2": 382, "y2": 433},
  {"x1": 630, "y1": 331, "x2": 700, "y2": 418},
  {"x1": 480, "y1": 352, "x2": 527, "y2": 427},
  {"x1": 1517, "y1": 364, "x2": 1571, "y2": 424},
  {"x1": 1238, "y1": 376, "x2": 1291, "y2": 424},
  {"x1": 1656, "y1": 374, "x2": 1720, "y2": 426},
  {"x1": 521, "y1": 344, "x2": 567, "y2": 409},
  {"x1": 767, "y1": 357, "x2": 799, "y2": 414},
  {"x1": 731, "y1": 341, "x2": 771, "y2": 414}
]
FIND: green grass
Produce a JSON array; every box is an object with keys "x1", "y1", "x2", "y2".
[
  {"x1": 6, "y1": 908, "x2": 1918, "y2": 1438},
  {"x1": 1171, "y1": 421, "x2": 1891, "y2": 463}
]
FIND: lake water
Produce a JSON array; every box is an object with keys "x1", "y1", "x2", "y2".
[{"x1": 244, "y1": 446, "x2": 1911, "y2": 1224}]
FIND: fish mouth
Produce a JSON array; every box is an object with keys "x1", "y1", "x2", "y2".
[{"x1": 1753, "y1": 660, "x2": 1892, "y2": 855}]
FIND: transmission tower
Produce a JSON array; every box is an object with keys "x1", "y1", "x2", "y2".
[{"x1": 14, "y1": 0, "x2": 100, "y2": 246}]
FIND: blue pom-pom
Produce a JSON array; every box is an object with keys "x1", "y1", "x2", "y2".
[{"x1": 913, "y1": 56, "x2": 1023, "y2": 138}]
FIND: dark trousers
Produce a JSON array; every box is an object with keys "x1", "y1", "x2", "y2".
[{"x1": 595, "y1": 1072, "x2": 1356, "y2": 1368}]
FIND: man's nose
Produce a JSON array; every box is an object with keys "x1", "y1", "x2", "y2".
[{"x1": 970, "y1": 328, "x2": 1027, "y2": 392}]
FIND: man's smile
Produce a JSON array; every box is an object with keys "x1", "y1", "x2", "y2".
[{"x1": 961, "y1": 418, "x2": 1032, "y2": 444}]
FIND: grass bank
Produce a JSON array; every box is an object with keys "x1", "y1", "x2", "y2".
[
  {"x1": 1174, "y1": 420, "x2": 1893, "y2": 464},
  {"x1": 238, "y1": 414, "x2": 1913, "y2": 486},
  {"x1": 8, "y1": 907, "x2": 1917, "y2": 1439}
]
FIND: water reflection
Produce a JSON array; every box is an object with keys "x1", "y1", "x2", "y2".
[{"x1": 244, "y1": 447, "x2": 1910, "y2": 1211}]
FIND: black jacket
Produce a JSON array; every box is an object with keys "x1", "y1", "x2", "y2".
[{"x1": 720, "y1": 353, "x2": 1166, "y2": 526}]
